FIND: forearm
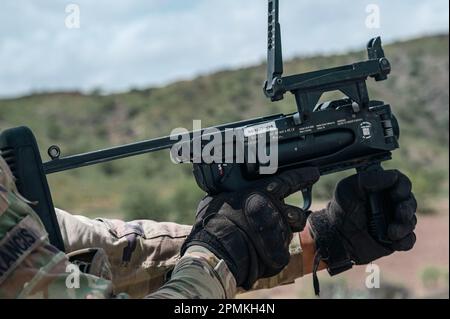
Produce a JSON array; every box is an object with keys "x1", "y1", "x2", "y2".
[
  {"x1": 56, "y1": 208, "x2": 191, "y2": 297},
  {"x1": 146, "y1": 246, "x2": 237, "y2": 299},
  {"x1": 300, "y1": 220, "x2": 327, "y2": 274}
]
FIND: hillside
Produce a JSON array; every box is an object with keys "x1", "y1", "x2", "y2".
[{"x1": 0, "y1": 34, "x2": 448, "y2": 223}]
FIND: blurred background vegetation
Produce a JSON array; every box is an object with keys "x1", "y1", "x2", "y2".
[{"x1": 0, "y1": 33, "x2": 448, "y2": 299}]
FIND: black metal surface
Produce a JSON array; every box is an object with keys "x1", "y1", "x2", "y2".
[
  {"x1": 43, "y1": 114, "x2": 283, "y2": 174},
  {"x1": 0, "y1": 127, "x2": 65, "y2": 252}
]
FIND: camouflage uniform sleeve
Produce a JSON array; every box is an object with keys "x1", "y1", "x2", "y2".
[
  {"x1": 0, "y1": 156, "x2": 114, "y2": 299},
  {"x1": 57, "y1": 208, "x2": 305, "y2": 297},
  {"x1": 56, "y1": 208, "x2": 191, "y2": 298},
  {"x1": 146, "y1": 246, "x2": 237, "y2": 299}
]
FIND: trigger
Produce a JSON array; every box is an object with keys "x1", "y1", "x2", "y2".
[{"x1": 301, "y1": 187, "x2": 313, "y2": 211}]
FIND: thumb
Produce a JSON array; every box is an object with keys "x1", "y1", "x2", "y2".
[{"x1": 280, "y1": 203, "x2": 309, "y2": 232}]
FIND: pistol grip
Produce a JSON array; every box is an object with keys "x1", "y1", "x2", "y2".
[
  {"x1": 368, "y1": 192, "x2": 391, "y2": 244},
  {"x1": 359, "y1": 163, "x2": 392, "y2": 245}
]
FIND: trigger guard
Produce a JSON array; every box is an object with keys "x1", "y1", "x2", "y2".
[{"x1": 301, "y1": 187, "x2": 312, "y2": 211}]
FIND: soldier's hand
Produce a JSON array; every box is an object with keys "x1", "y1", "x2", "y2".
[
  {"x1": 308, "y1": 170, "x2": 417, "y2": 274},
  {"x1": 181, "y1": 167, "x2": 320, "y2": 290}
]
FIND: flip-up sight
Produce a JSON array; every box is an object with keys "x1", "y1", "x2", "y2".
[{"x1": 264, "y1": 0, "x2": 392, "y2": 124}]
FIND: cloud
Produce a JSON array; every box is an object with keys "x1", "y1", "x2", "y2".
[{"x1": 0, "y1": 0, "x2": 448, "y2": 97}]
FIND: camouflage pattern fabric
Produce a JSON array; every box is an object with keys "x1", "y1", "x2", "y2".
[
  {"x1": 0, "y1": 156, "x2": 113, "y2": 299},
  {"x1": 147, "y1": 246, "x2": 237, "y2": 299},
  {"x1": 57, "y1": 208, "x2": 305, "y2": 297},
  {"x1": 56, "y1": 208, "x2": 192, "y2": 297}
]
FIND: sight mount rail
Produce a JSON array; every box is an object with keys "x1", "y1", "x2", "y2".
[{"x1": 264, "y1": 0, "x2": 391, "y2": 124}]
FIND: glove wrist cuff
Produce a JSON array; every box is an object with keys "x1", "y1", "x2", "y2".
[
  {"x1": 181, "y1": 230, "x2": 240, "y2": 281},
  {"x1": 180, "y1": 224, "x2": 257, "y2": 290},
  {"x1": 308, "y1": 207, "x2": 353, "y2": 295},
  {"x1": 308, "y1": 207, "x2": 353, "y2": 273}
]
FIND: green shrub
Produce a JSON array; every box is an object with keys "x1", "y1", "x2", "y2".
[
  {"x1": 421, "y1": 266, "x2": 442, "y2": 289},
  {"x1": 121, "y1": 184, "x2": 171, "y2": 221},
  {"x1": 168, "y1": 178, "x2": 205, "y2": 224}
]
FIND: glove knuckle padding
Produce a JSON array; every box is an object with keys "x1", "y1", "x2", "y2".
[
  {"x1": 387, "y1": 191, "x2": 417, "y2": 242},
  {"x1": 394, "y1": 195, "x2": 417, "y2": 224},
  {"x1": 387, "y1": 222, "x2": 414, "y2": 241},
  {"x1": 392, "y1": 232, "x2": 416, "y2": 251},
  {"x1": 389, "y1": 171, "x2": 413, "y2": 203},
  {"x1": 243, "y1": 193, "x2": 291, "y2": 273}
]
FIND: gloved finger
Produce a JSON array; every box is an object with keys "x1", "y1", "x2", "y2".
[
  {"x1": 391, "y1": 232, "x2": 416, "y2": 251},
  {"x1": 389, "y1": 171, "x2": 413, "y2": 203},
  {"x1": 358, "y1": 169, "x2": 399, "y2": 193},
  {"x1": 280, "y1": 203, "x2": 309, "y2": 232},
  {"x1": 393, "y1": 195, "x2": 417, "y2": 224},
  {"x1": 258, "y1": 167, "x2": 320, "y2": 199},
  {"x1": 335, "y1": 174, "x2": 366, "y2": 203},
  {"x1": 243, "y1": 193, "x2": 292, "y2": 269},
  {"x1": 387, "y1": 218, "x2": 416, "y2": 241}
]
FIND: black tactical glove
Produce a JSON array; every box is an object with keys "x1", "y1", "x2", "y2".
[
  {"x1": 308, "y1": 169, "x2": 417, "y2": 295},
  {"x1": 181, "y1": 167, "x2": 320, "y2": 290}
]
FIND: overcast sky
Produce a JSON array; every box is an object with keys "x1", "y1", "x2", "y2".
[{"x1": 0, "y1": 0, "x2": 448, "y2": 98}]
